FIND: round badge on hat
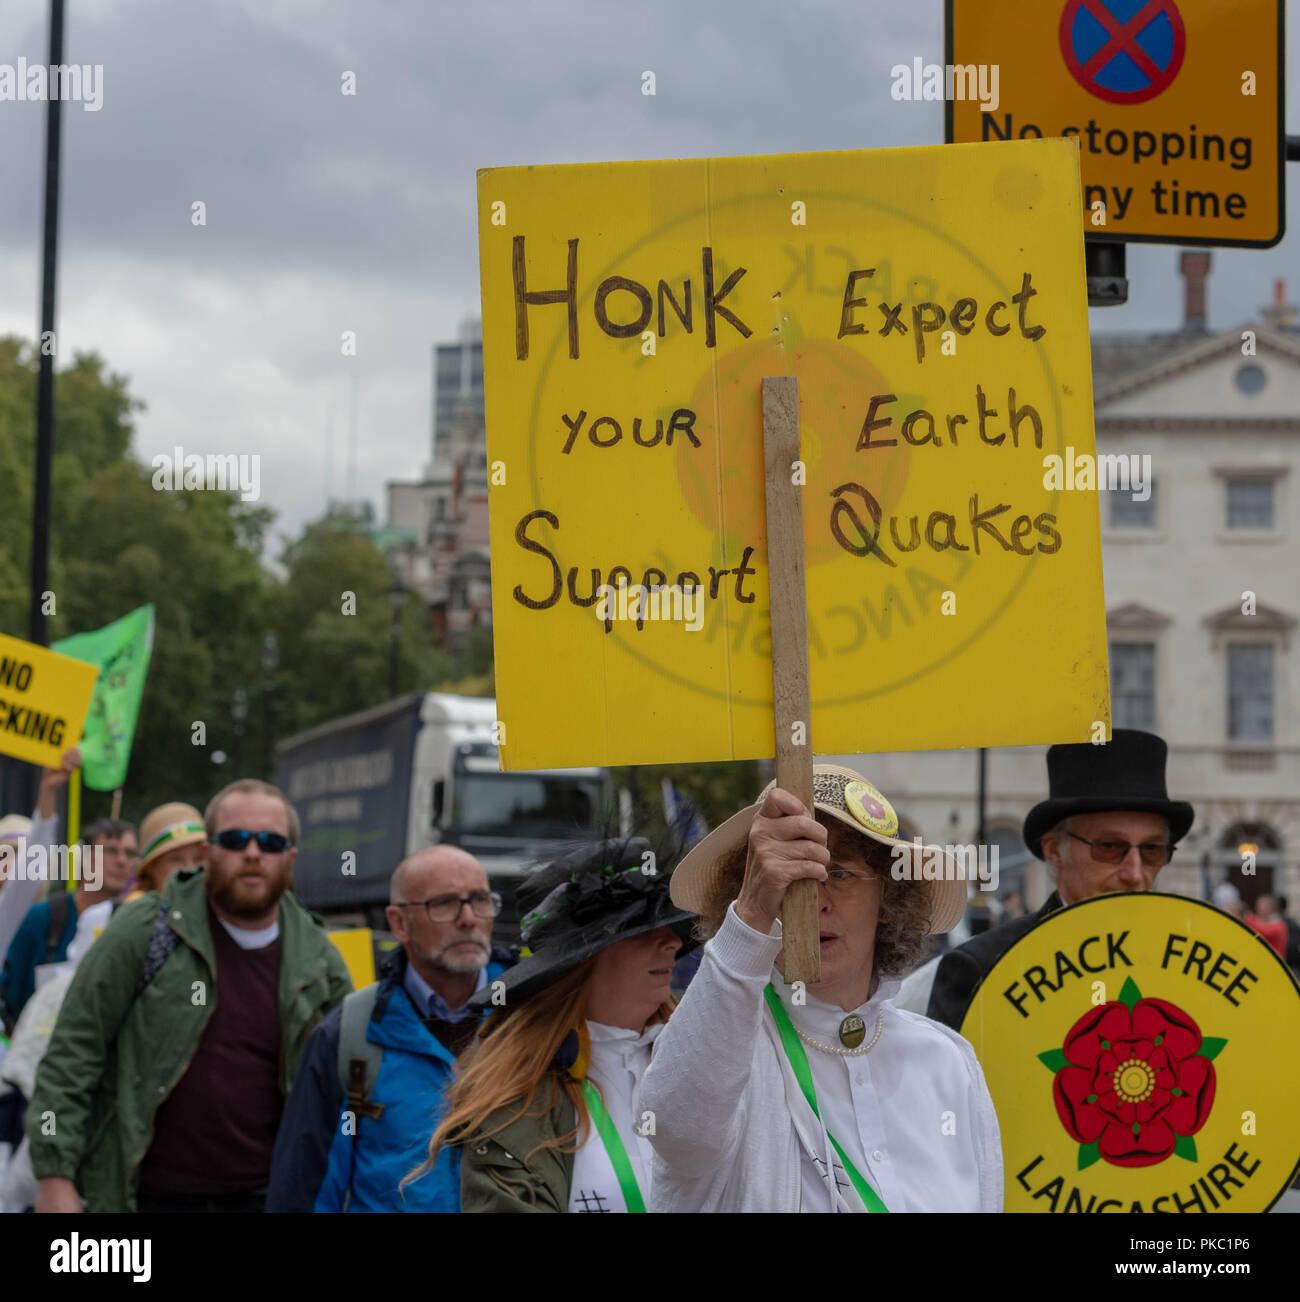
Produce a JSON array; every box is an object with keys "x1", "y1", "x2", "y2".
[{"x1": 844, "y1": 780, "x2": 899, "y2": 837}]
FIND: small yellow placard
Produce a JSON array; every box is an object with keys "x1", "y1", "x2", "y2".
[
  {"x1": 479, "y1": 138, "x2": 1108, "y2": 769},
  {"x1": 962, "y1": 893, "x2": 1300, "y2": 1212},
  {"x1": 947, "y1": 0, "x2": 1284, "y2": 247},
  {"x1": 328, "y1": 927, "x2": 376, "y2": 990},
  {"x1": 0, "y1": 631, "x2": 99, "y2": 769}
]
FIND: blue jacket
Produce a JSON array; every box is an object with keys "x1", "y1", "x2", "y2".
[
  {"x1": 1, "y1": 898, "x2": 78, "y2": 1023},
  {"x1": 266, "y1": 948, "x2": 507, "y2": 1213}
]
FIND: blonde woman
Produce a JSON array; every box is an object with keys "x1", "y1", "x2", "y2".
[{"x1": 421, "y1": 838, "x2": 694, "y2": 1212}]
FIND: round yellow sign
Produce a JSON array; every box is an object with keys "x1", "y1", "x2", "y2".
[
  {"x1": 843, "y1": 780, "x2": 899, "y2": 838},
  {"x1": 961, "y1": 892, "x2": 1300, "y2": 1212}
]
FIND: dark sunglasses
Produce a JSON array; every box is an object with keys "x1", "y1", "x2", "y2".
[
  {"x1": 210, "y1": 829, "x2": 294, "y2": 854},
  {"x1": 1067, "y1": 831, "x2": 1173, "y2": 867}
]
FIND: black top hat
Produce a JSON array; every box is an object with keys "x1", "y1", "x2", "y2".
[
  {"x1": 1022, "y1": 729, "x2": 1195, "y2": 860},
  {"x1": 468, "y1": 837, "x2": 698, "y2": 1009}
]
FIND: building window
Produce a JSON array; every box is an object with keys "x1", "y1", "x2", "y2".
[
  {"x1": 1109, "y1": 479, "x2": 1157, "y2": 529},
  {"x1": 1110, "y1": 642, "x2": 1155, "y2": 730},
  {"x1": 1234, "y1": 364, "x2": 1266, "y2": 395},
  {"x1": 1226, "y1": 479, "x2": 1274, "y2": 530},
  {"x1": 1227, "y1": 643, "x2": 1274, "y2": 741}
]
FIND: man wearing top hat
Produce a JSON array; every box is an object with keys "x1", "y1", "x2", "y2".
[{"x1": 926, "y1": 729, "x2": 1194, "y2": 1032}]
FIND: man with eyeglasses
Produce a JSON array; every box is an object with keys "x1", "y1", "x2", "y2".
[
  {"x1": 265, "y1": 846, "x2": 512, "y2": 1212},
  {"x1": 926, "y1": 729, "x2": 1195, "y2": 1032},
  {"x1": 28, "y1": 778, "x2": 352, "y2": 1213}
]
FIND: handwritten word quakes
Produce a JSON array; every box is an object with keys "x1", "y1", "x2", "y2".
[
  {"x1": 511, "y1": 509, "x2": 759, "y2": 634},
  {"x1": 511, "y1": 237, "x2": 751, "y2": 361},
  {"x1": 829, "y1": 485, "x2": 1061, "y2": 568},
  {"x1": 837, "y1": 268, "x2": 1047, "y2": 364}
]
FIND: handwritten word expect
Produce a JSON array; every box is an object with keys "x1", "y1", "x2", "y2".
[
  {"x1": 511, "y1": 509, "x2": 759, "y2": 634},
  {"x1": 837, "y1": 268, "x2": 1046, "y2": 363}
]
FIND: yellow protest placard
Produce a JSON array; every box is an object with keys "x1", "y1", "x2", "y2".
[
  {"x1": 328, "y1": 927, "x2": 376, "y2": 989},
  {"x1": 947, "y1": 0, "x2": 1284, "y2": 247},
  {"x1": 479, "y1": 138, "x2": 1108, "y2": 770},
  {"x1": 0, "y1": 631, "x2": 99, "y2": 769},
  {"x1": 962, "y1": 893, "x2": 1300, "y2": 1212}
]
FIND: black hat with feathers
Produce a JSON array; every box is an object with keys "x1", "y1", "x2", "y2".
[{"x1": 469, "y1": 835, "x2": 697, "y2": 1009}]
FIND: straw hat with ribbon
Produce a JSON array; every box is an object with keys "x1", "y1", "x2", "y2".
[
  {"x1": 136, "y1": 803, "x2": 207, "y2": 890},
  {"x1": 669, "y1": 763, "x2": 967, "y2": 935},
  {"x1": 0, "y1": 814, "x2": 33, "y2": 843}
]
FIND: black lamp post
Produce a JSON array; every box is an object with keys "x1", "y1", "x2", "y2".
[
  {"x1": 388, "y1": 578, "x2": 407, "y2": 697},
  {"x1": 260, "y1": 633, "x2": 279, "y2": 780},
  {"x1": 232, "y1": 687, "x2": 248, "y2": 775}
]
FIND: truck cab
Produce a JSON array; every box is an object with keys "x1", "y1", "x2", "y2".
[{"x1": 413, "y1": 694, "x2": 611, "y2": 937}]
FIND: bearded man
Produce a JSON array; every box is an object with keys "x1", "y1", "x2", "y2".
[{"x1": 29, "y1": 779, "x2": 351, "y2": 1213}]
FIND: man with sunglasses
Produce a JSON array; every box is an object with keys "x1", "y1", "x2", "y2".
[
  {"x1": 28, "y1": 779, "x2": 352, "y2": 1213},
  {"x1": 926, "y1": 729, "x2": 1194, "y2": 1031},
  {"x1": 265, "y1": 846, "x2": 512, "y2": 1212}
]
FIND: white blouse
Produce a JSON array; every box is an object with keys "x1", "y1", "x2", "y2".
[
  {"x1": 772, "y1": 974, "x2": 988, "y2": 1212},
  {"x1": 567, "y1": 1019, "x2": 661, "y2": 1213},
  {"x1": 640, "y1": 902, "x2": 1004, "y2": 1213}
]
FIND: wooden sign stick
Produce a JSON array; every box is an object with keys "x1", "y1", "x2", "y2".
[{"x1": 762, "y1": 376, "x2": 820, "y2": 986}]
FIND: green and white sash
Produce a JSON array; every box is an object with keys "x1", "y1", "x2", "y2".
[{"x1": 764, "y1": 983, "x2": 890, "y2": 1213}]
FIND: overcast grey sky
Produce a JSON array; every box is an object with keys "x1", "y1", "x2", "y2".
[{"x1": 1, "y1": 0, "x2": 1296, "y2": 551}]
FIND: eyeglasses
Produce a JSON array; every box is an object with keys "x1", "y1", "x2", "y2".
[
  {"x1": 210, "y1": 829, "x2": 294, "y2": 854},
  {"x1": 823, "y1": 866, "x2": 884, "y2": 893},
  {"x1": 1067, "y1": 832, "x2": 1174, "y2": 867},
  {"x1": 394, "y1": 890, "x2": 502, "y2": 923}
]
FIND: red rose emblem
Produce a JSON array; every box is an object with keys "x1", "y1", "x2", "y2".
[
  {"x1": 1040, "y1": 978, "x2": 1224, "y2": 1170},
  {"x1": 862, "y1": 796, "x2": 886, "y2": 820}
]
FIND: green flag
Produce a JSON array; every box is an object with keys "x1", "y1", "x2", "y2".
[{"x1": 52, "y1": 605, "x2": 156, "y2": 791}]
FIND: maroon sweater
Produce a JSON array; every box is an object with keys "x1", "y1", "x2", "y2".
[{"x1": 138, "y1": 910, "x2": 284, "y2": 1195}]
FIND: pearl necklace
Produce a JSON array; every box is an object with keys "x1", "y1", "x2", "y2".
[{"x1": 793, "y1": 1009, "x2": 885, "y2": 1057}]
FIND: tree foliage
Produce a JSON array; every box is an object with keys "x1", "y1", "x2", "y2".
[
  {"x1": 0, "y1": 336, "x2": 753, "y2": 845},
  {"x1": 0, "y1": 337, "x2": 461, "y2": 827}
]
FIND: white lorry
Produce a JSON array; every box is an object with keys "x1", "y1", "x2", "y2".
[{"x1": 275, "y1": 692, "x2": 613, "y2": 938}]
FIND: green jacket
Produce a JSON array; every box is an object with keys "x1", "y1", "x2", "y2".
[
  {"x1": 27, "y1": 867, "x2": 352, "y2": 1211},
  {"x1": 459, "y1": 1078, "x2": 576, "y2": 1213}
]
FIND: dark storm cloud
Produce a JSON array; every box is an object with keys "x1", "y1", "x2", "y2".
[{"x1": 0, "y1": 0, "x2": 1294, "y2": 542}]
